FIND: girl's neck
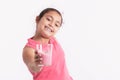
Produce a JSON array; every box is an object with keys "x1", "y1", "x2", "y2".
[{"x1": 32, "y1": 34, "x2": 50, "y2": 44}]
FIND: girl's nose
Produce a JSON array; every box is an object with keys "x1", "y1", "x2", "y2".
[{"x1": 49, "y1": 21, "x2": 54, "y2": 27}]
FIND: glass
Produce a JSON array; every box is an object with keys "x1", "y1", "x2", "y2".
[{"x1": 36, "y1": 44, "x2": 53, "y2": 66}]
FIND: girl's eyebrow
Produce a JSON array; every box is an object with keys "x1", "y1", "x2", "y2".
[{"x1": 46, "y1": 15, "x2": 52, "y2": 18}]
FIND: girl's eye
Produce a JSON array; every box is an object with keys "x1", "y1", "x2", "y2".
[
  {"x1": 46, "y1": 17, "x2": 51, "y2": 21},
  {"x1": 55, "y1": 23, "x2": 60, "y2": 27}
]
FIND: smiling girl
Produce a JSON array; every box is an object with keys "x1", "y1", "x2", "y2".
[{"x1": 22, "y1": 8, "x2": 73, "y2": 80}]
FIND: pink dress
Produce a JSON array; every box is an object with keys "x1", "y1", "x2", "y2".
[{"x1": 25, "y1": 37, "x2": 73, "y2": 80}]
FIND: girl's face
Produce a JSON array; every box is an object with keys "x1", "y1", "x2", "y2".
[{"x1": 36, "y1": 11, "x2": 62, "y2": 38}]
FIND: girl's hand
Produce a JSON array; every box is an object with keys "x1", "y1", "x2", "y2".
[
  {"x1": 28, "y1": 51, "x2": 44, "y2": 73},
  {"x1": 34, "y1": 51, "x2": 44, "y2": 67}
]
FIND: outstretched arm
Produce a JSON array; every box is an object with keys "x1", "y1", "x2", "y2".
[{"x1": 22, "y1": 46, "x2": 43, "y2": 73}]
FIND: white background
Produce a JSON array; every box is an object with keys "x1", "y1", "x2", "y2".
[{"x1": 0, "y1": 0, "x2": 120, "y2": 80}]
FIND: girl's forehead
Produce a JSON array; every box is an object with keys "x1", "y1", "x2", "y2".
[{"x1": 44, "y1": 11, "x2": 61, "y2": 17}]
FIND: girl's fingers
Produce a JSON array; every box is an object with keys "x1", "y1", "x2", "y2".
[
  {"x1": 36, "y1": 60, "x2": 43, "y2": 67},
  {"x1": 37, "y1": 64, "x2": 44, "y2": 67},
  {"x1": 35, "y1": 56, "x2": 43, "y2": 65},
  {"x1": 35, "y1": 57, "x2": 43, "y2": 62},
  {"x1": 35, "y1": 54, "x2": 40, "y2": 59},
  {"x1": 34, "y1": 50, "x2": 43, "y2": 66}
]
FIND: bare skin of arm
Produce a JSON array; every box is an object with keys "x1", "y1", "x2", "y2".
[{"x1": 22, "y1": 46, "x2": 43, "y2": 73}]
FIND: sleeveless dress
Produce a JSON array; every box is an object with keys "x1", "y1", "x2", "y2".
[{"x1": 25, "y1": 37, "x2": 73, "y2": 80}]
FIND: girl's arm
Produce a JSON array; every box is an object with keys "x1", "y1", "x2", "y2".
[{"x1": 22, "y1": 46, "x2": 43, "y2": 73}]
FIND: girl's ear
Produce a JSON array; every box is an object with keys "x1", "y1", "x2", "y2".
[{"x1": 36, "y1": 16, "x2": 40, "y2": 23}]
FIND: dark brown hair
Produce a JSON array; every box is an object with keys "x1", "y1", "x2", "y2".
[{"x1": 38, "y1": 8, "x2": 63, "y2": 25}]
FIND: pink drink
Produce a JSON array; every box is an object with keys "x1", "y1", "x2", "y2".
[
  {"x1": 42, "y1": 52, "x2": 52, "y2": 66},
  {"x1": 36, "y1": 44, "x2": 53, "y2": 66}
]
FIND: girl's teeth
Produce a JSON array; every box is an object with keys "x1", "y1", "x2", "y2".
[{"x1": 46, "y1": 27, "x2": 51, "y2": 32}]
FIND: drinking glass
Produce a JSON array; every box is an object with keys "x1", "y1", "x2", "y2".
[{"x1": 36, "y1": 44, "x2": 53, "y2": 66}]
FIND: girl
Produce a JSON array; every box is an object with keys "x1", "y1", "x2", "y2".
[{"x1": 22, "y1": 8, "x2": 73, "y2": 80}]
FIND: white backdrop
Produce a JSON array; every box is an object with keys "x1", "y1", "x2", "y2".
[{"x1": 0, "y1": 0, "x2": 120, "y2": 80}]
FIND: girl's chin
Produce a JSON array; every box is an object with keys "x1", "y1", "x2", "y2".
[
  {"x1": 42, "y1": 34, "x2": 53, "y2": 39},
  {"x1": 40, "y1": 31, "x2": 54, "y2": 38},
  {"x1": 44, "y1": 31, "x2": 53, "y2": 36}
]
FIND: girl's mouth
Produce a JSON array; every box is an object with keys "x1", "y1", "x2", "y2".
[{"x1": 45, "y1": 26, "x2": 54, "y2": 32}]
